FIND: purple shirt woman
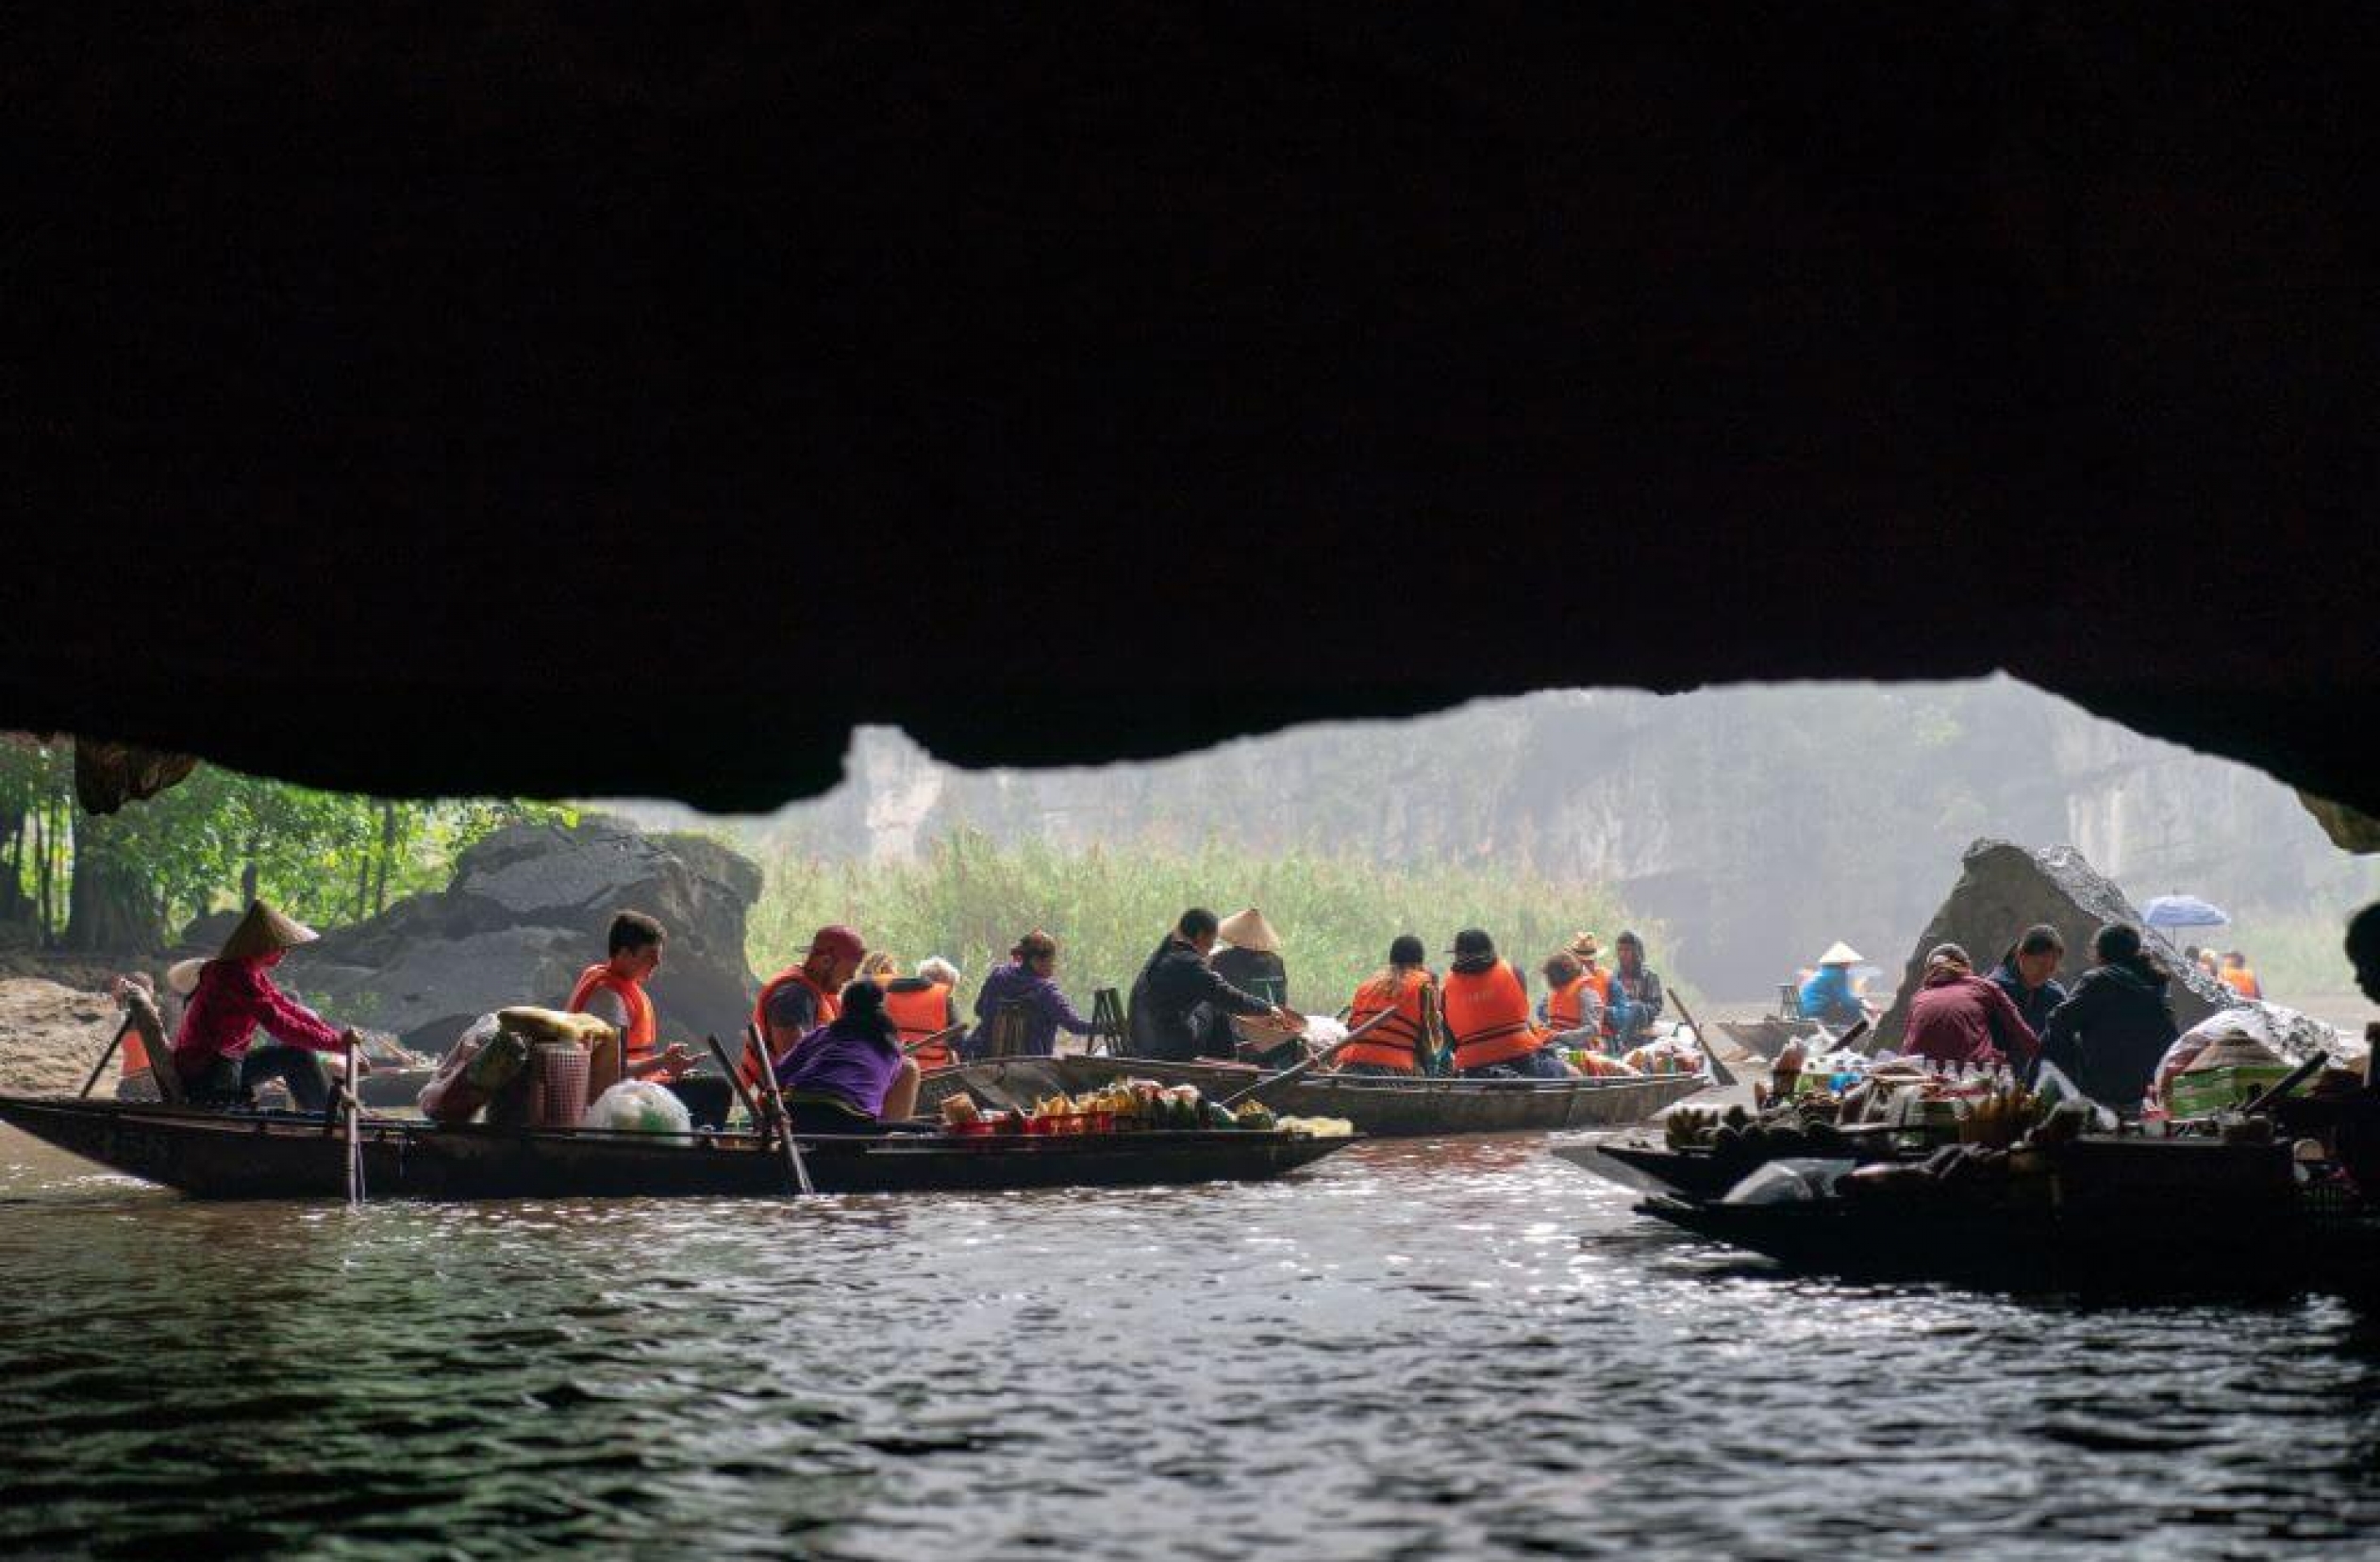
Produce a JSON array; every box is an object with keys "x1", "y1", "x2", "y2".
[
  {"x1": 773, "y1": 980, "x2": 922, "y2": 1130},
  {"x1": 964, "y1": 930, "x2": 1095, "y2": 1059}
]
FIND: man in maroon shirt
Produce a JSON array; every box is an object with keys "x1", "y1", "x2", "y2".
[{"x1": 1903, "y1": 942, "x2": 2039, "y2": 1072}]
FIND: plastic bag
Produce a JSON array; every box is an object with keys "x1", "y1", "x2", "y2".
[
  {"x1": 2031, "y1": 1059, "x2": 2119, "y2": 1132},
  {"x1": 1723, "y1": 1157, "x2": 1858, "y2": 1205},
  {"x1": 583, "y1": 1079, "x2": 694, "y2": 1141}
]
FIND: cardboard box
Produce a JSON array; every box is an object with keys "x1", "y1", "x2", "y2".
[{"x1": 2165, "y1": 1061, "x2": 2293, "y2": 1119}]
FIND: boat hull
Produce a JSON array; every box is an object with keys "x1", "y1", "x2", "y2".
[
  {"x1": 1639, "y1": 1195, "x2": 2380, "y2": 1294},
  {"x1": 0, "y1": 1095, "x2": 1352, "y2": 1202},
  {"x1": 922, "y1": 1055, "x2": 1708, "y2": 1135}
]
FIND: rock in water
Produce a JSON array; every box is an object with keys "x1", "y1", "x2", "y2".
[
  {"x1": 280, "y1": 816, "x2": 761, "y2": 1055},
  {"x1": 1874, "y1": 839, "x2": 2242, "y2": 1049}
]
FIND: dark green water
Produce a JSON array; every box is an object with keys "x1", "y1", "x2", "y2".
[{"x1": 6, "y1": 1127, "x2": 2380, "y2": 1558}]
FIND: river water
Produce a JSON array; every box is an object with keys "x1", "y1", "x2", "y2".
[{"x1": 6, "y1": 1125, "x2": 2380, "y2": 1559}]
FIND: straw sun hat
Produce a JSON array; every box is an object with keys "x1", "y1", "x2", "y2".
[
  {"x1": 1817, "y1": 940, "x2": 1864, "y2": 966},
  {"x1": 1216, "y1": 907, "x2": 1281, "y2": 955},
  {"x1": 216, "y1": 900, "x2": 320, "y2": 962}
]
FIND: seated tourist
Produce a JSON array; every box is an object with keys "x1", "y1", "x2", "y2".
[
  {"x1": 1903, "y1": 943, "x2": 2039, "y2": 1072},
  {"x1": 565, "y1": 910, "x2": 701, "y2": 1088},
  {"x1": 1443, "y1": 928, "x2": 1574, "y2": 1079},
  {"x1": 770, "y1": 979, "x2": 924, "y2": 1134},
  {"x1": 169, "y1": 900, "x2": 365, "y2": 1114},
  {"x1": 750, "y1": 924, "x2": 867, "y2": 1082},
  {"x1": 1537, "y1": 951, "x2": 1605, "y2": 1052},
  {"x1": 2039, "y1": 923, "x2": 2180, "y2": 1114},
  {"x1": 966, "y1": 931, "x2": 1095, "y2": 1059},
  {"x1": 1339, "y1": 935, "x2": 1442, "y2": 1075},
  {"x1": 886, "y1": 955, "x2": 968, "y2": 1067}
]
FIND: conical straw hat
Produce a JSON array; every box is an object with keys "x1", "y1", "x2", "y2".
[
  {"x1": 1817, "y1": 940, "x2": 1863, "y2": 966},
  {"x1": 165, "y1": 957, "x2": 207, "y2": 997},
  {"x1": 1216, "y1": 907, "x2": 1281, "y2": 954},
  {"x1": 217, "y1": 900, "x2": 320, "y2": 961}
]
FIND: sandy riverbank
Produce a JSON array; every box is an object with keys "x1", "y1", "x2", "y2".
[{"x1": 0, "y1": 979, "x2": 132, "y2": 1096}]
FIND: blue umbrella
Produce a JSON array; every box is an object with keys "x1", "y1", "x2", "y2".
[{"x1": 2141, "y1": 894, "x2": 2230, "y2": 930}]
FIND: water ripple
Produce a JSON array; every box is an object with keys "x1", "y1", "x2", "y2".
[{"x1": 6, "y1": 1129, "x2": 2380, "y2": 1557}]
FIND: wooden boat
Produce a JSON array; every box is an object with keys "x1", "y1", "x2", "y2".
[
  {"x1": 1637, "y1": 1191, "x2": 2380, "y2": 1294},
  {"x1": 921, "y1": 1055, "x2": 1710, "y2": 1136},
  {"x1": 1713, "y1": 1017, "x2": 1820, "y2": 1061},
  {"x1": 116, "y1": 1062, "x2": 437, "y2": 1110},
  {"x1": 1552, "y1": 1138, "x2": 1752, "y2": 1202},
  {"x1": 0, "y1": 1094, "x2": 1353, "y2": 1202}
]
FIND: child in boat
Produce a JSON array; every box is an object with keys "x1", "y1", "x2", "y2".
[{"x1": 771, "y1": 980, "x2": 923, "y2": 1134}]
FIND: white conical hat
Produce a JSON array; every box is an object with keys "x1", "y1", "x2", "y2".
[
  {"x1": 1216, "y1": 907, "x2": 1281, "y2": 954},
  {"x1": 1817, "y1": 941, "x2": 1863, "y2": 966}
]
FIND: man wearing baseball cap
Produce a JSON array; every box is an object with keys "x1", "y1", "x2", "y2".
[{"x1": 751, "y1": 924, "x2": 867, "y2": 1079}]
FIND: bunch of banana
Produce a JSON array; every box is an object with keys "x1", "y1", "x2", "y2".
[{"x1": 1664, "y1": 1105, "x2": 1723, "y2": 1149}]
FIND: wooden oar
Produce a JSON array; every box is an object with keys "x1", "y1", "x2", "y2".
[
  {"x1": 744, "y1": 1022, "x2": 814, "y2": 1195},
  {"x1": 903, "y1": 1024, "x2": 967, "y2": 1059},
  {"x1": 1216, "y1": 1005, "x2": 1406, "y2": 1109},
  {"x1": 79, "y1": 1012, "x2": 139, "y2": 1100},
  {"x1": 342, "y1": 1035, "x2": 364, "y2": 1206},
  {"x1": 1661, "y1": 989, "x2": 1737, "y2": 1088}
]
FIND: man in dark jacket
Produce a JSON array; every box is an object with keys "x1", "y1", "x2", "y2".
[
  {"x1": 1987, "y1": 923, "x2": 2069, "y2": 1080},
  {"x1": 2038, "y1": 923, "x2": 2179, "y2": 1114},
  {"x1": 1126, "y1": 907, "x2": 1286, "y2": 1061}
]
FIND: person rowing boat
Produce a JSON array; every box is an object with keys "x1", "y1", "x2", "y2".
[{"x1": 169, "y1": 900, "x2": 369, "y2": 1115}]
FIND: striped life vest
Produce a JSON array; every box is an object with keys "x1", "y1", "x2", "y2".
[
  {"x1": 885, "y1": 982, "x2": 957, "y2": 1068},
  {"x1": 1342, "y1": 968, "x2": 1433, "y2": 1072},
  {"x1": 748, "y1": 966, "x2": 840, "y2": 1084},
  {"x1": 1442, "y1": 960, "x2": 1548, "y2": 1071},
  {"x1": 567, "y1": 964, "x2": 661, "y2": 1073}
]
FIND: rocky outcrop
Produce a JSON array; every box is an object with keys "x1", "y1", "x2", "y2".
[
  {"x1": 721, "y1": 679, "x2": 2364, "y2": 1000},
  {"x1": 278, "y1": 817, "x2": 760, "y2": 1055},
  {"x1": 1874, "y1": 839, "x2": 2240, "y2": 1048}
]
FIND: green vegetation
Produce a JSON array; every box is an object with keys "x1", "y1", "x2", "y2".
[
  {"x1": 0, "y1": 737, "x2": 564, "y2": 952},
  {"x1": 748, "y1": 825, "x2": 1656, "y2": 1014}
]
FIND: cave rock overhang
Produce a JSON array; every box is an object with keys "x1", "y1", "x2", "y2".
[{"x1": 7, "y1": 3, "x2": 2377, "y2": 817}]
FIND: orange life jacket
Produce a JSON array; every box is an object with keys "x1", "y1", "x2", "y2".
[
  {"x1": 567, "y1": 963, "x2": 661, "y2": 1072},
  {"x1": 2219, "y1": 966, "x2": 2262, "y2": 999},
  {"x1": 747, "y1": 966, "x2": 840, "y2": 1084},
  {"x1": 885, "y1": 982, "x2": 956, "y2": 1068},
  {"x1": 122, "y1": 1022, "x2": 152, "y2": 1077},
  {"x1": 1546, "y1": 973, "x2": 1591, "y2": 1034},
  {"x1": 1442, "y1": 960, "x2": 1547, "y2": 1071},
  {"x1": 1582, "y1": 967, "x2": 1619, "y2": 1036},
  {"x1": 1342, "y1": 968, "x2": 1434, "y2": 1072}
]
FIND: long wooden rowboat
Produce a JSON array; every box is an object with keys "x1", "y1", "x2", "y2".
[
  {"x1": 0, "y1": 1095, "x2": 1352, "y2": 1202},
  {"x1": 921, "y1": 1055, "x2": 1710, "y2": 1136}
]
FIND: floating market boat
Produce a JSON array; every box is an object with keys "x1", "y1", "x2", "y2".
[
  {"x1": 0, "y1": 1094, "x2": 1353, "y2": 1202},
  {"x1": 921, "y1": 1055, "x2": 1709, "y2": 1136}
]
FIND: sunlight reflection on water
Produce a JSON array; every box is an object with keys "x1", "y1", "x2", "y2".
[{"x1": 5, "y1": 1128, "x2": 2380, "y2": 1557}]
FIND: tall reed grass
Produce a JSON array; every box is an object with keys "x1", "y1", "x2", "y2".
[{"x1": 747, "y1": 827, "x2": 1654, "y2": 1016}]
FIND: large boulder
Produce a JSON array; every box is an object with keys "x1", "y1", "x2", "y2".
[
  {"x1": 1874, "y1": 839, "x2": 2241, "y2": 1048},
  {"x1": 280, "y1": 816, "x2": 761, "y2": 1055}
]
